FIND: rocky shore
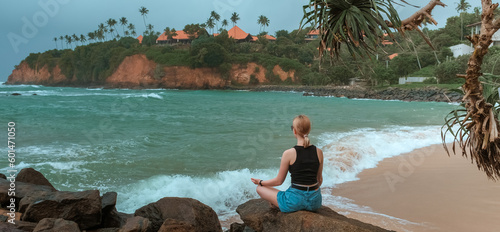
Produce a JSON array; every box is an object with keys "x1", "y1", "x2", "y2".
[
  {"x1": 232, "y1": 85, "x2": 463, "y2": 103},
  {"x1": 1, "y1": 168, "x2": 392, "y2": 232}
]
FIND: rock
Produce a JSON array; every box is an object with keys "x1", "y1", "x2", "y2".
[
  {"x1": 226, "y1": 222, "x2": 255, "y2": 232},
  {"x1": 102, "y1": 192, "x2": 118, "y2": 213},
  {"x1": 134, "y1": 197, "x2": 222, "y2": 232},
  {"x1": 8, "y1": 220, "x2": 38, "y2": 231},
  {"x1": 100, "y1": 192, "x2": 131, "y2": 228},
  {"x1": 16, "y1": 168, "x2": 57, "y2": 191},
  {"x1": 157, "y1": 219, "x2": 195, "y2": 232},
  {"x1": 236, "y1": 199, "x2": 392, "y2": 232},
  {"x1": 0, "y1": 173, "x2": 5, "y2": 179},
  {"x1": 11, "y1": 93, "x2": 21, "y2": 96},
  {"x1": 0, "y1": 179, "x2": 55, "y2": 211},
  {"x1": 88, "y1": 228, "x2": 120, "y2": 232},
  {"x1": 118, "y1": 216, "x2": 150, "y2": 232},
  {"x1": 21, "y1": 190, "x2": 101, "y2": 230},
  {"x1": 33, "y1": 218, "x2": 80, "y2": 232},
  {"x1": 0, "y1": 222, "x2": 25, "y2": 232},
  {"x1": 0, "y1": 215, "x2": 6, "y2": 222},
  {"x1": 101, "y1": 209, "x2": 132, "y2": 228}
]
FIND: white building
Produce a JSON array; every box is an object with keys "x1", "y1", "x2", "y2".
[
  {"x1": 468, "y1": 22, "x2": 500, "y2": 46},
  {"x1": 450, "y1": 44, "x2": 474, "y2": 58}
]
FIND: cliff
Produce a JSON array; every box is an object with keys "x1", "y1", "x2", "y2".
[{"x1": 6, "y1": 54, "x2": 296, "y2": 89}]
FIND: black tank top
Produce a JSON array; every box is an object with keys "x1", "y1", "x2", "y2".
[{"x1": 289, "y1": 145, "x2": 320, "y2": 185}]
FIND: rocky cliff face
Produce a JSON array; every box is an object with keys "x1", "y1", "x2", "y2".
[
  {"x1": 7, "y1": 62, "x2": 68, "y2": 85},
  {"x1": 6, "y1": 54, "x2": 297, "y2": 89}
]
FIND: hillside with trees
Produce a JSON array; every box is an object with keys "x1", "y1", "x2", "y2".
[{"x1": 9, "y1": 5, "x2": 500, "y2": 89}]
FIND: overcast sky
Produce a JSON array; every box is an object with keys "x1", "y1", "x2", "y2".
[{"x1": 0, "y1": 0, "x2": 482, "y2": 82}]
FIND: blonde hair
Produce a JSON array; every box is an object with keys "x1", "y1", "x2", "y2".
[{"x1": 293, "y1": 115, "x2": 311, "y2": 148}]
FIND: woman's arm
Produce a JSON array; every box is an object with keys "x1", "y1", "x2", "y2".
[
  {"x1": 251, "y1": 149, "x2": 292, "y2": 186},
  {"x1": 317, "y1": 148, "x2": 324, "y2": 187}
]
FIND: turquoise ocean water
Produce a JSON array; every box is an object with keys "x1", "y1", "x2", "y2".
[{"x1": 0, "y1": 83, "x2": 457, "y2": 220}]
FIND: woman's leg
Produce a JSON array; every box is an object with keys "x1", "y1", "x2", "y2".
[{"x1": 256, "y1": 185, "x2": 280, "y2": 207}]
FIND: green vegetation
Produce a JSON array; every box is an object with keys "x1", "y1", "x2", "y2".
[{"x1": 21, "y1": 5, "x2": 500, "y2": 88}]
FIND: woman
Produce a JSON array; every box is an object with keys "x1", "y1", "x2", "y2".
[{"x1": 251, "y1": 115, "x2": 323, "y2": 213}]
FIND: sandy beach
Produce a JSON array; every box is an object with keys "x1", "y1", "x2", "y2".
[{"x1": 329, "y1": 144, "x2": 500, "y2": 232}]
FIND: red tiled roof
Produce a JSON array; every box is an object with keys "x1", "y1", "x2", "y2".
[
  {"x1": 263, "y1": 34, "x2": 276, "y2": 41},
  {"x1": 156, "y1": 30, "x2": 195, "y2": 42},
  {"x1": 213, "y1": 33, "x2": 220, "y2": 37},
  {"x1": 388, "y1": 53, "x2": 398, "y2": 60},
  {"x1": 382, "y1": 40, "x2": 393, "y2": 45},
  {"x1": 137, "y1": 35, "x2": 143, "y2": 44},
  {"x1": 228, "y1": 26, "x2": 251, "y2": 40},
  {"x1": 250, "y1": 35, "x2": 277, "y2": 42},
  {"x1": 308, "y1": 30, "x2": 320, "y2": 35}
]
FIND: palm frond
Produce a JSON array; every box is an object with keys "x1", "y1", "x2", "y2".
[{"x1": 301, "y1": 0, "x2": 404, "y2": 59}]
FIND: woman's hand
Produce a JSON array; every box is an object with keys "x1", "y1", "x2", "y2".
[{"x1": 251, "y1": 178, "x2": 261, "y2": 185}]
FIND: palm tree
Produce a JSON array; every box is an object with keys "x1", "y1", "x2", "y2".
[
  {"x1": 210, "y1": 11, "x2": 220, "y2": 32},
  {"x1": 442, "y1": 1, "x2": 500, "y2": 180},
  {"x1": 53, "y1": 37, "x2": 58, "y2": 49},
  {"x1": 119, "y1": 17, "x2": 128, "y2": 35},
  {"x1": 221, "y1": 19, "x2": 228, "y2": 30},
  {"x1": 80, "y1": 34, "x2": 86, "y2": 45},
  {"x1": 127, "y1": 23, "x2": 136, "y2": 37},
  {"x1": 139, "y1": 6, "x2": 149, "y2": 33},
  {"x1": 147, "y1": 24, "x2": 154, "y2": 35},
  {"x1": 303, "y1": 0, "x2": 500, "y2": 180},
  {"x1": 257, "y1": 15, "x2": 270, "y2": 33},
  {"x1": 455, "y1": 0, "x2": 471, "y2": 41},
  {"x1": 87, "y1": 32, "x2": 96, "y2": 43},
  {"x1": 65, "y1": 35, "x2": 72, "y2": 48},
  {"x1": 206, "y1": 18, "x2": 215, "y2": 34},
  {"x1": 59, "y1": 35, "x2": 64, "y2": 48},
  {"x1": 230, "y1": 12, "x2": 240, "y2": 27},
  {"x1": 72, "y1": 34, "x2": 79, "y2": 46},
  {"x1": 106, "y1": 18, "x2": 118, "y2": 38}
]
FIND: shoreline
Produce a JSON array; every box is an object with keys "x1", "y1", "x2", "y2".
[
  {"x1": 2, "y1": 82, "x2": 463, "y2": 102},
  {"x1": 331, "y1": 144, "x2": 500, "y2": 232}
]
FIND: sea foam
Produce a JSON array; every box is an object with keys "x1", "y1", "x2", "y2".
[{"x1": 115, "y1": 125, "x2": 452, "y2": 218}]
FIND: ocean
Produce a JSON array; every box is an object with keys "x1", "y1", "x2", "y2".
[{"x1": 0, "y1": 83, "x2": 457, "y2": 221}]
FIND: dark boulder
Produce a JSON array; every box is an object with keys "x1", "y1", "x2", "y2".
[
  {"x1": 21, "y1": 190, "x2": 102, "y2": 230},
  {"x1": 134, "y1": 197, "x2": 222, "y2": 232},
  {"x1": 16, "y1": 168, "x2": 57, "y2": 191},
  {"x1": 100, "y1": 192, "x2": 131, "y2": 228},
  {"x1": 157, "y1": 219, "x2": 195, "y2": 232},
  {"x1": 236, "y1": 199, "x2": 392, "y2": 232},
  {"x1": 0, "y1": 179, "x2": 55, "y2": 211},
  {"x1": 118, "y1": 216, "x2": 150, "y2": 232},
  {"x1": 33, "y1": 218, "x2": 81, "y2": 232}
]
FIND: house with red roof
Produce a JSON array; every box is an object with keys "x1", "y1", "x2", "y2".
[
  {"x1": 156, "y1": 30, "x2": 198, "y2": 44},
  {"x1": 215, "y1": 26, "x2": 276, "y2": 42},
  {"x1": 305, "y1": 30, "x2": 320, "y2": 42},
  {"x1": 227, "y1": 26, "x2": 253, "y2": 42}
]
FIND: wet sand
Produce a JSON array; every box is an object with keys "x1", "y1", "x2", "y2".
[{"x1": 331, "y1": 144, "x2": 500, "y2": 232}]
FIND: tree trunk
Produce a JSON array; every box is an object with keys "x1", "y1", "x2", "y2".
[{"x1": 458, "y1": 0, "x2": 500, "y2": 179}]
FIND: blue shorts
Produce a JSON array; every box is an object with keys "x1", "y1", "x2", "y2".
[{"x1": 277, "y1": 186, "x2": 322, "y2": 213}]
